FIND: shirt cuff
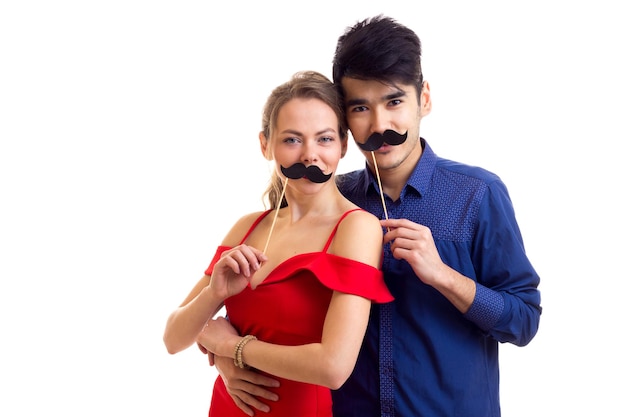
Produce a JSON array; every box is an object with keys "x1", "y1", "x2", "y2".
[{"x1": 464, "y1": 283, "x2": 504, "y2": 331}]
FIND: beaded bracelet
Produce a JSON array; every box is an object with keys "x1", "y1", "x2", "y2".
[{"x1": 233, "y1": 335, "x2": 257, "y2": 369}]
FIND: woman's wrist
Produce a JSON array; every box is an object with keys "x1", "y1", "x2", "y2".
[
  {"x1": 200, "y1": 285, "x2": 225, "y2": 309},
  {"x1": 233, "y1": 335, "x2": 257, "y2": 368}
]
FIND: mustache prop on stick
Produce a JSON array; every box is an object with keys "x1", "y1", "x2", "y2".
[
  {"x1": 356, "y1": 130, "x2": 408, "y2": 151},
  {"x1": 280, "y1": 163, "x2": 333, "y2": 183},
  {"x1": 263, "y1": 178, "x2": 288, "y2": 254},
  {"x1": 263, "y1": 163, "x2": 332, "y2": 253},
  {"x1": 356, "y1": 130, "x2": 408, "y2": 226}
]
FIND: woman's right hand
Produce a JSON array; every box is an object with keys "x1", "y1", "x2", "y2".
[{"x1": 209, "y1": 244, "x2": 267, "y2": 299}]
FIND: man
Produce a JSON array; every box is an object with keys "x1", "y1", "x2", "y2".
[
  {"x1": 210, "y1": 15, "x2": 541, "y2": 417},
  {"x1": 329, "y1": 15, "x2": 541, "y2": 417}
]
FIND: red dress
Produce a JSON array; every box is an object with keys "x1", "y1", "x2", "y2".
[{"x1": 204, "y1": 209, "x2": 393, "y2": 417}]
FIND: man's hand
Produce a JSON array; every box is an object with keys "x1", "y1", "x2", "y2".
[
  {"x1": 380, "y1": 218, "x2": 475, "y2": 313},
  {"x1": 380, "y1": 218, "x2": 447, "y2": 287},
  {"x1": 213, "y1": 354, "x2": 280, "y2": 416}
]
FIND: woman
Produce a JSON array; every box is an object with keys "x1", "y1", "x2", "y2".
[{"x1": 163, "y1": 71, "x2": 392, "y2": 416}]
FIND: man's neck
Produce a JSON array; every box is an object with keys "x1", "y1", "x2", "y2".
[{"x1": 377, "y1": 141, "x2": 423, "y2": 201}]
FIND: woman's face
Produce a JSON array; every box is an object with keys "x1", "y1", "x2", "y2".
[{"x1": 264, "y1": 97, "x2": 346, "y2": 186}]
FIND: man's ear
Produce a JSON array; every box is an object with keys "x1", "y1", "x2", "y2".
[
  {"x1": 259, "y1": 131, "x2": 272, "y2": 160},
  {"x1": 420, "y1": 80, "x2": 432, "y2": 116}
]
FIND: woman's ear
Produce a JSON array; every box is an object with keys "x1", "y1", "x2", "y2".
[
  {"x1": 259, "y1": 131, "x2": 272, "y2": 160},
  {"x1": 340, "y1": 134, "x2": 348, "y2": 158}
]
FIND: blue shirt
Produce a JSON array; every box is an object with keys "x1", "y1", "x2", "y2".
[{"x1": 333, "y1": 139, "x2": 542, "y2": 417}]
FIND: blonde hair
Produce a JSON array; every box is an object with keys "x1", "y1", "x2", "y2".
[{"x1": 260, "y1": 71, "x2": 347, "y2": 209}]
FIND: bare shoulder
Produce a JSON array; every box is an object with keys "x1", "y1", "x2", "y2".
[
  {"x1": 220, "y1": 210, "x2": 268, "y2": 247},
  {"x1": 340, "y1": 208, "x2": 381, "y2": 230},
  {"x1": 331, "y1": 208, "x2": 383, "y2": 265}
]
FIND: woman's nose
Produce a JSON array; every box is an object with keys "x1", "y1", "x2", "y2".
[{"x1": 300, "y1": 143, "x2": 318, "y2": 164}]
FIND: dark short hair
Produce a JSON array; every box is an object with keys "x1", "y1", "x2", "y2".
[{"x1": 332, "y1": 15, "x2": 424, "y2": 97}]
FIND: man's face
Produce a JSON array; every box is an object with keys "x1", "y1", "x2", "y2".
[{"x1": 341, "y1": 77, "x2": 430, "y2": 171}]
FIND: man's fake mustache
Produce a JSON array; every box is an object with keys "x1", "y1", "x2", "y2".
[
  {"x1": 356, "y1": 130, "x2": 408, "y2": 151},
  {"x1": 280, "y1": 163, "x2": 333, "y2": 183}
]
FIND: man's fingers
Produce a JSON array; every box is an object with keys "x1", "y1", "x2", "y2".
[
  {"x1": 238, "y1": 380, "x2": 279, "y2": 401},
  {"x1": 233, "y1": 391, "x2": 271, "y2": 415}
]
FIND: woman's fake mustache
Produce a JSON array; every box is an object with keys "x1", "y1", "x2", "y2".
[
  {"x1": 356, "y1": 130, "x2": 408, "y2": 151},
  {"x1": 280, "y1": 163, "x2": 332, "y2": 183}
]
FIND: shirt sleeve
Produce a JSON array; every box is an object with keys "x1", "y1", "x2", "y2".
[{"x1": 464, "y1": 178, "x2": 542, "y2": 346}]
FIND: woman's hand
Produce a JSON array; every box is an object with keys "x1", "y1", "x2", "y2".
[
  {"x1": 197, "y1": 316, "x2": 240, "y2": 357},
  {"x1": 198, "y1": 318, "x2": 281, "y2": 415},
  {"x1": 209, "y1": 244, "x2": 267, "y2": 300}
]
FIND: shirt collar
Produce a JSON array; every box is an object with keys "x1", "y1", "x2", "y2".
[
  {"x1": 407, "y1": 138, "x2": 437, "y2": 197},
  {"x1": 364, "y1": 137, "x2": 437, "y2": 199}
]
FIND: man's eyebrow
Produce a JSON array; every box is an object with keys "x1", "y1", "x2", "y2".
[
  {"x1": 345, "y1": 97, "x2": 367, "y2": 107},
  {"x1": 385, "y1": 90, "x2": 407, "y2": 100},
  {"x1": 345, "y1": 90, "x2": 407, "y2": 107}
]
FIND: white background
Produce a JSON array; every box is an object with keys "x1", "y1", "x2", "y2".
[{"x1": 1, "y1": 1, "x2": 624, "y2": 416}]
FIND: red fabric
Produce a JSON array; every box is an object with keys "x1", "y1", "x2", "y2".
[{"x1": 205, "y1": 209, "x2": 393, "y2": 417}]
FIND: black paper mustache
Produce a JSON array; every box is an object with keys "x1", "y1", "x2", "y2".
[
  {"x1": 356, "y1": 130, "x2": 408, "y2": 151},
  {"x1": 280, "y1": 163, "x2": 333, "y2": 183}
]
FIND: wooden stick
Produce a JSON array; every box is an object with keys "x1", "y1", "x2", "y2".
[
  {"x1": 371, "y1": 151, "x2": 389, "y2": 224},
  {"x1": 263, "y1": 178, "x2": 288, "y2": 253}
]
